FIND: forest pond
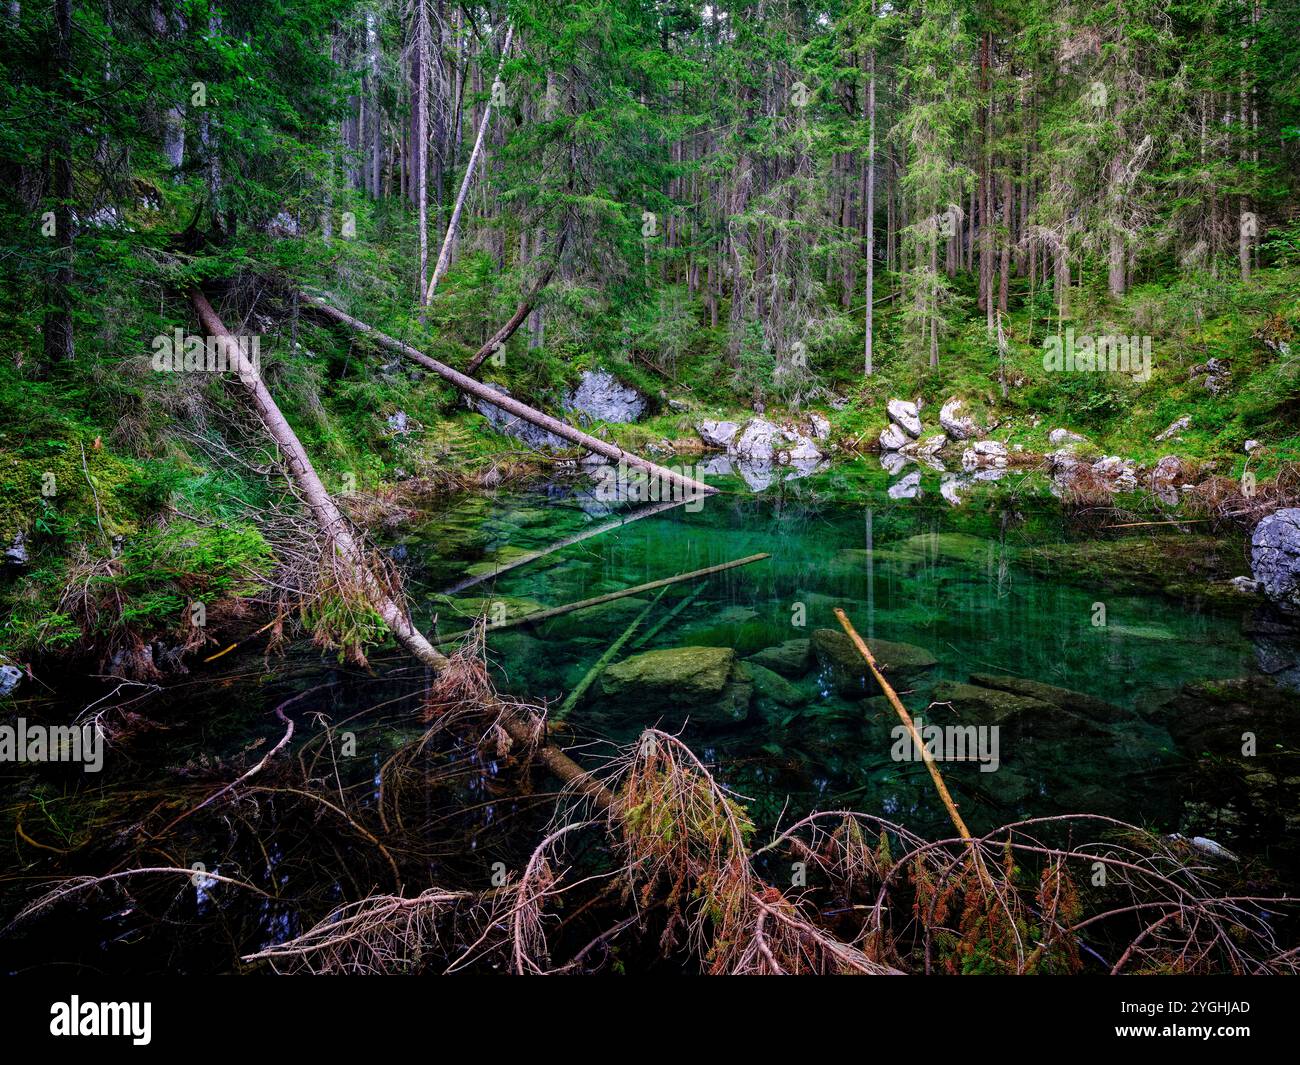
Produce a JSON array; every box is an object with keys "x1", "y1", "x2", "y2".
[{"x1": 4, "y1": 455, "x2": 1297, "y2": 972}]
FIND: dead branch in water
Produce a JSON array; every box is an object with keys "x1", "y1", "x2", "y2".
[{"x1": 432, "y1": 552, "x2": 770, "y2": 646}]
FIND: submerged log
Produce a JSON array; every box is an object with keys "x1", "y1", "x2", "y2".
[
  {"x1": 833, "y1": 607, "x2": 972, "y2": 841},
  {"x1": 551, "y1": 588, "x2": 665, "y2": 725},
  {"x1": 443, "y1": 497, "x2": 685, "y2": 596},
  {"x1": 433, "y1": 553, "x2": 770, "y2": 646},
  {"x1": 299, "y1": 293, "x2": 716, "y2": 500}
]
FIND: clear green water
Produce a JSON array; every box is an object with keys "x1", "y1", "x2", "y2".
[
  {"x1": 3, "y1": 457, "x2": 1292, "y2": 973},
  {"x1": 399, "y1": 459, "x2": 1265, "y2": 842}
]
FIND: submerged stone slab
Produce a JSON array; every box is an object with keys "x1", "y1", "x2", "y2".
[
  {"x1": 811, "y1": 628, "x2": 937, "y2": 696},
  {"x1": 746, "y1": 638, "x2": 813, "y2": 678},
  {"x1": 746, "y1": 662, "x2": 810, "y2": 707},
  {"x1": 967, "y1": 673, "x2": 1128, "y2": 723},
  {"x1": 602, "y1": 645, "x2": 736, "y2": 701}
]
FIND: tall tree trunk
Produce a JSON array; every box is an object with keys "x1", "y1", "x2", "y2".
[
  {"x1": 423, "y1": 23, "x2": 513, "y2": 305},
  {"x1": 415, "y1": 0, "x2": 430, "y2": 314},
  {"x1": 863, "y1": 36, "x2": 876, "y2": 377},
  {"x1": 44, "y1": 0, "x2": 75, "y2": 365}
]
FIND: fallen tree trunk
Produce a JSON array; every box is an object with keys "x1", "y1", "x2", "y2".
[
  {"x1": 833, "y1": 607, "x2": 970, "y2": 840},
  {"x1": 442, "y1": 497, "x2": 686, "y2": 596},
  {"x1": 300, "y1": 293, "x2": 716, "y2": 499},
  {"x1": 433, "y1": 553, "x2": 770, "y2": 646},
  {"x1": 191, "y1": 289, "x2": 450, "y2": 674},
  {"x1": 191, "y1": 288, "x2": 612, "y2": 807}
]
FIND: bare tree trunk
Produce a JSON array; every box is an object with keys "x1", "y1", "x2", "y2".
[
  {"x1": 190, "y1": 290, "x2": 448, "y2": 671},
  {"x1": 863, "y1": 35, "x2": 876, "y2": 377},
  {"x1": 192, "y1": 290, "x2": 612, "y2": 806},
  {"x1": 423, "y1": 23, "x2": 513, "y2": 305},
  {"x1": 302, "y1": 294, "x2": 717, "y2": 498},
  {"x1": 415, "y1": 0, "x2": 431, "y2": 315},
  {"x1": 44, "y1": 0, "x2": 75, "y2": 365}
]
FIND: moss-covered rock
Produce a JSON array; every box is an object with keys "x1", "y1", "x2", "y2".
[
  {"x1": 598, "y1": 646, "x2": 753, "y2": 728},
  {"x1": 1153, "y1": 675, "x2": 1300, "y2": 755},
  {"x1": 602, "y1": 645, "x2": 735, "y2": 701},
  {"x1": 967, "y1": 673, "x2": 1129, "y2": 723},
  {"x1": 811, "y1": 628, "x2": 937, "y2": 696},
  {"x1": 746, "y1": 661, "x2": 809, "y2": 708},
  {"x1": 746, "y1": 638, "x2": 813, "y2": 678},
  {"x1": 1020, "y1": 535, "x2": 1248, "y2": 607},
  {"x1": 930, "y1": 680, "x2": 1108, "y2": 739}
]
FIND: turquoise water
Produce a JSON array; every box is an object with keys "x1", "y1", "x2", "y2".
[
  {"x1": 401, "y1": 459, "x2": 1266, "y2": 842},
  {"x1": 3, "y1": 456, "x2": 1292, "y2": 973}
]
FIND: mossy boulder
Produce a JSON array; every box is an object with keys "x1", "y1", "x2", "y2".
[
  {"x1": 811, "y1": 628, "x2": 937, "y2": 696},
  {"x1": 746, "y1": 638, "x2": 813, "y2": 678},
  {"x1": 746, "y1": 662, "x2": 809, "y2": 708},
  {"x1": 1153, "y1": 676, "x2": 1300, "y2": 756},
  {"x1": 603, "y1": 645, "x2": 735, "y2": 700},
  {"x1": 599, "y1": 646, "x2": 754, "y2": 728},
  {"x1": 930, "y1": 680, "x2": 1106, "y2": 739},
  {"x1": 968, "y1": 673, "x2": 1129, "y2": 723}
]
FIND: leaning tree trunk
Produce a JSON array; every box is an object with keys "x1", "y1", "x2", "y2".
[
  {"x1": 190, "y1": 289, "x2": 613, "y2": 806},
  {"x1": 464, "y1": 237, "x2": 564, "y2": 374},
  {"x1": 190, "y1": 290, "x2": 447, "y2": 670},
  {"x1": 423, "y1": 23, "x2": 513, "y2": 304},
  {"x1": 300, "y1": 293, "x2": 717, "y2": 499}
]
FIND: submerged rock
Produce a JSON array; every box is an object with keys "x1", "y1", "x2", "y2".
[
  {"x1": 1154, "y1": 675, "x2": 1300, "y2": 755},
  {"x1": 746, "y1": 638, "x2": 813, "y2": 678},
  {"x1": 811, "y1": 628, "x2": 937, "y2": 696},
  {"x1": 966, "y1": 673, "x2": 1128, "y2": 723},
  {"x1": 602, "y1": 645, "x2": 734, "y2": 699},
  {"x1": 599, "y1": 646, "x2": 753, "y2": 727},
  {"x1": 746, "y1": 662, "x2": 809, "y2": 707},
  {"x1": 1251, "y1": 508, "x2": 1300, "y2": 614},
  {"x1": 930, "y1": 680, "x2": 1106, "y2": 739}
]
